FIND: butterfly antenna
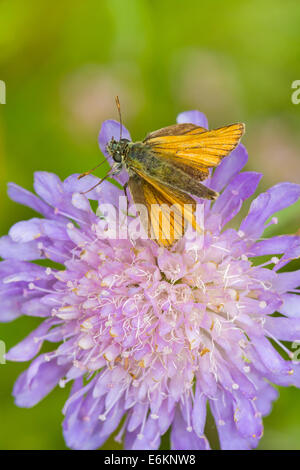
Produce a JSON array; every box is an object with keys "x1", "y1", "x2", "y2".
[
  {"x1": 115, "y1": 95, "x2": 122, "y2": 140},
  {"x1": 80, "y1": 171, "x2": 112, "y2": 195},
  {"x1": 77, "y1": 159, "x2": 107, "y2": 180}
]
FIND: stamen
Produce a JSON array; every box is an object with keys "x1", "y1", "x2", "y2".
[
  {"x1": 59, "y1": 209, "x2": 92, "y2": 227},
  {"x1": 28, "y1": 283, "x2": 59, "y2": 294}
]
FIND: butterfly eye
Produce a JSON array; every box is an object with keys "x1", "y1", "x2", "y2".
[{"x1": 113, "y1": 152, "x2": 122, "y2": 163}]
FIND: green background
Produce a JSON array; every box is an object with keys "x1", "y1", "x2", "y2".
[{"x1": 0, "y1": 0, "x2": 300, "y2": 450}]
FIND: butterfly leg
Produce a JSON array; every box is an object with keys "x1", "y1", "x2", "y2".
[
  {"x1": 121, "y1": 181, "x2": 134, "y2": 220},
  {"x1": 123, "y1": 182, "x2": 129, "y2": 214},
  {"x1": 123, "y1": 181, "x2": 128, "y2": 200}
]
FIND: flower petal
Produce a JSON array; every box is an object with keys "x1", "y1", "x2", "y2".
[
  {"x1": 22, "y1": 298, "x2": 52, "y2": 317},
  {"x1": 13, "y1": 355, "x2": 69, "y2": 407},
  {"x1": 0, "y1": 291, "x2": 23, "y2": 322},
  {"x1": 6, "y1": 320, "x2": 55, "y2": 361},
  {"x1": 274, "y1": 270, "x2": 300, "y2": 293},
  {"x1": 250, "y1": 235, "x2": 300, "y2": 257},
  {"x1": 0, "y1": 236, "x2": 42, "y2": 261},
  {"x1": 171, "y1": 409, "x2": 210, "y2": 450},
  {"x1": 210, "y1": 391, "x2": 256, "y2": 450},
  {"x1": 233, "y1": 395, "x2": 263, "y2": 440},
  {"x1": 9, "y1": 219, "x2": 43, "y2": 243},
  {"x1": 212, "y1": 171, "x2": 262, "y2": 226},
  {"x1": 7, "y1": 183, "x2": 53, "y2": 218},
  {"x1": 176, "y1": 110, "x2": 208, "y2": 128},
  {"x1": 240, "y1": 182, "x2": 300, "y2": 238},
  {"x1": 210, "y1": 144, "x2": 248, "y2": 192},
  {"x1": 63, "y1": 174, "x2": 123, "y2": 207},
  {"x1": 33, "y1": 172, "x2": 64, "y2": 207},
  {"x1": 254, "y1": 380, "x2": 278, "y2": 416},
  {"x1": 63, "y1": 385, "x2": 107, "y2": 450},
  {"x1": 130, "y1": 417, "x2": 161, "y2": 450},
  {"x1": 278, "y1": 293, "x2": 300, "y2": 318},
  {"x1": 192, "y1": 384, "x2": 207, "y2": 437},
  {"x1": 264, "y1": 317, "x2": 300, "y2": 341},
  {"x1": 63, "y1": 174, "x2": 103, "y2": 199}
]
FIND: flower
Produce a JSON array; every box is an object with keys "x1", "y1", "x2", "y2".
[{"x1": 1, "y1": 110, "x2": 300, "y2": 451}]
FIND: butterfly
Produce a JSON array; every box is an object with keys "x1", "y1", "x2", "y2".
[{"x1": 79, "y1": 98, "x2": 245, "y2": 247}]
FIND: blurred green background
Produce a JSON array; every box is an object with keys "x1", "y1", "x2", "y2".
[{"x1": 0, "y1": 0, "x2": 300, "y2": 450}]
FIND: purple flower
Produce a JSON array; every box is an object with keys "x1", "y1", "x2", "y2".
[{"x1": 1, "y1": 111, "x2": 300, "y2": 450}]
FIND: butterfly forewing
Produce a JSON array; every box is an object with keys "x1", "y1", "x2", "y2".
[{"x1": 146, "y1": 122, "x2": 245, "y2": 168}]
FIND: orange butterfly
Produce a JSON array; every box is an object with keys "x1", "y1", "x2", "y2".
[{"x1": 80, "y1": 99, "x2": 245, "y2": 247}]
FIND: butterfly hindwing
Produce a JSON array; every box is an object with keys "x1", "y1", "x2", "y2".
[
  {"x1": 128, "y1": 174, "x2": 201, "y2": 247},
  {"x1": 143, "y1": 123, "x2": 207, "y2": 141}
]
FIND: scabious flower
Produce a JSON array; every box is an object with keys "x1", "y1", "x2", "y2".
[{"x1": 1, "y1": 110, "x2": 300, "y2": 451}]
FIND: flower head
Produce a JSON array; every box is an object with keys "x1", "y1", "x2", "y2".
[{"x1": 1, "y1": 111, "x2": 300, "y2": 450}]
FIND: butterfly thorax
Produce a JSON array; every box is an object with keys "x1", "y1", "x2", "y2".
[
  {"x1": 126, "y1": 142, "x2": 219, "y2": 200},
  {"x1": 126, "y1": 142, "x2": 168, "y2": 175}
]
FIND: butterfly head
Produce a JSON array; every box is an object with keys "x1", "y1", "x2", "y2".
[{"x1": 106, "y1": 137, "x2": 130, "y2": 164}]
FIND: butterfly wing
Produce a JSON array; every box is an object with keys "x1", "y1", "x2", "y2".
[
  {"x1": 143, "y1": 123, "x2": 207, "y2": 141},
  {"x1": 127, "y1": 122, "x2": 244, "y2": 247},
  {"x1": 128, "y1": 173, "x2": 201, "y2": 247},
  {"x1": 144, "y1": 123, "x2": 245, "y2": 180}
]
